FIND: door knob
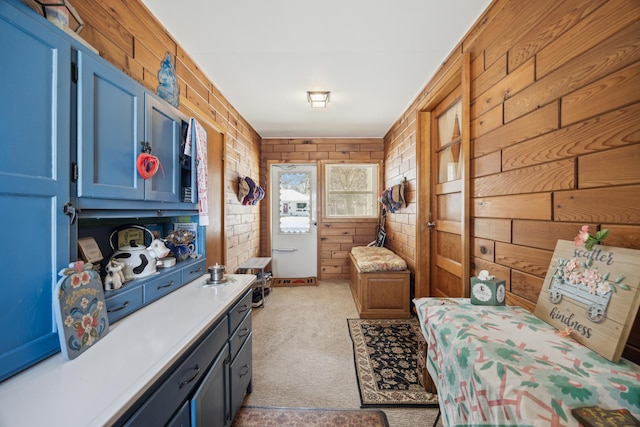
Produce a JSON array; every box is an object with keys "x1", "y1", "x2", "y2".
[{"x1": 427, "y1": 221, "x2": 436, "y2": 229}]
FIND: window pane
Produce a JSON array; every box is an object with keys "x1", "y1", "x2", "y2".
[
  {"x1": 437, "y1": 99, "x2": 462, "y2": 183},
  {"x1": 325, "y1": 164, "x2": 378, "y2": 218},
  {"x1": 278, "y1": 172, "x2": 311, "y2": 234}
]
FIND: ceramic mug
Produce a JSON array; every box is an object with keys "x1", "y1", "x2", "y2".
[{"x1": 168, "y1": 243, "x2": 195, "y2": 261}]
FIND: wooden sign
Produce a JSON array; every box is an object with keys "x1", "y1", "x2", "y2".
[{"x1": 535, "y1": 240, "x2": 640, "y2": 362}]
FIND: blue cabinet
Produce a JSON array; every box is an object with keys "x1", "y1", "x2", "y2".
[
  {"x1": 77, "y1": 52, "x2": 184, "y2": 205},
  {"x1": 190, "y1": 343, "x2": 229, "y2": 427},
  {"x1": 144, "y1": 94, "x2": 181, "y2": 202},
  {"x1": 122, "y1": 290, "x2": 253, "y2": 427},
  {"x1": 0, "y1": 1, "x2": 71, "y2": 381},
  {"x1": 0, "y1": 0, "x2": 203, "y2": 384},
  {"x1": 77, "y1": 50, "x2": 145, "y2": 201},
  {"x1": 105, "y1": 257, "x2": 207, "y2": 324},
  {"x1": 124, "y1": 315, "x2": 230, "y2": 426}
]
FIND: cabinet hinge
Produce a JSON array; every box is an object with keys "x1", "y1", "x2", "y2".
[
  {"x1": 71, "y1": 162, "x2": 78, "y2": 182},
  {"x1": 71, "y1": 62, "x2": 78, "y2": 83}
]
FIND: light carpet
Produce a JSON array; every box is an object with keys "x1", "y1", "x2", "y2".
[
  {"x1": 238, "y1": 280, "x2": 442, "y2": 427},
  {"x1": 348, "y1": 318, "x2": 439, "y2": 407}
]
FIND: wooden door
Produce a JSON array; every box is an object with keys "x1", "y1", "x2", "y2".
[
  {"x1": 415, "y1": 53, "x2": 470, "y2": 299},
  {"x1": 430, "y1": 91, "x2": 464, "y2": 297}
]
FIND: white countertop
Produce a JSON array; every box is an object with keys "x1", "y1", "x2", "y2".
[{"x1": 0, "y1": 274, "x2": 254, "y2": 427}]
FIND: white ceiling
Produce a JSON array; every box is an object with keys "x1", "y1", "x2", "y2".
[{"x1": 141, "y1": 0, "x2": 492, "y2": 138}]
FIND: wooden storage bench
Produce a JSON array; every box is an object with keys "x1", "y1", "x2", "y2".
[{"x1": 349, "y1": 246, "x2": 411, "y2": 319}]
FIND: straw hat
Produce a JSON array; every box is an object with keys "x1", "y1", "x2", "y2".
[{"x1": 238, "y1": 177, "x2": 249, "y2": 202}]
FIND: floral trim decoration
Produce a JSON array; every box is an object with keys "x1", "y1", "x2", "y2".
[
  {"x1": 63, "y1": 297, "x2": 105, "y2": 349},
  {"x1": 559, "y1": 257, "x2": 628, "y2": 296},
  {"x1": 574, "y1": 225, "x2": 609, "y2": 251},
  {"x1": 569, "y1": 225, "x2": 628, "y2": 295}
]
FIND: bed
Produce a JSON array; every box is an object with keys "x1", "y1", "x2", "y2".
[
  {"x1": 349, "y1": 246, "x2": 411, "y2": 318},
  {"x1": 414, "y1": 297, "x2": 640, "y2": 426}
]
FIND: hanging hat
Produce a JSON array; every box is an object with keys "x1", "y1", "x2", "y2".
[
  {"x1": 252, "y1": 186, "x2": 265, "y2": 205},
  {"x1": 238, "y1": 177, "x2": 249, "y2": 202},
  {"x1": 390, "y1": 183, "x2": 405, "y2": 209},
  {"x1": 379, "y1": 189, "x2": 392, "y2": 212},
  {"x1": 243, "y1": 177, "x2": 258, "y2": 205}
]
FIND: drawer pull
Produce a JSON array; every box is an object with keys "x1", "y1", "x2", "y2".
[
  {"x1": 238, "y1": 304, "x2": 250, "y2": 314},
  {"x1": 107, "y1": 301, "x2": 129, "y2": 313},
  {"x1": 179, "y1": 365, "x2": 200, "y2": 389},
  {"x1": 238, "y1": 328, "x2": 250, "y2": 339},
  {"x1": 190, "y1": 266, "x2": 204, "y2": 274},
  {"x1": 239, "y1": 365, "x2": 250, "y2": 377},
  {"x1": 157, "y1": 280, "x2": 175, "y2": 290}
]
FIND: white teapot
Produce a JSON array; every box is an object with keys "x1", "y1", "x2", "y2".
[{"x1": 109, "y1": 226, "x2": 168, "y2": 281}]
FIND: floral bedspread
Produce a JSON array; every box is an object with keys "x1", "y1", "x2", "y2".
[
  {"x1": 414, "y1": 298, "x2": 640, "y2": 427},
  {"x1": 350, "y1": 246, "x2": 407, "y2": 272}
]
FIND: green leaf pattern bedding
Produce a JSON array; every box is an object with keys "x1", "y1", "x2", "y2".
[{"x1": 414, "y1": 298, "x2": 640, "y2": 426}]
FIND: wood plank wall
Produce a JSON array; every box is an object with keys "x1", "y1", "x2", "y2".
[
  {"x1": 384, "y1": 0, "x2": 640, "y2": 362},
  {"x1": 51, "y1": 0, "x2": 639, "y2": 360},
  {"x1": 66, "y1": 0, "x2": 262, "y2": 272},
  {"x1": 260, "y1": 139, "x2": 384, "y2": 279}
]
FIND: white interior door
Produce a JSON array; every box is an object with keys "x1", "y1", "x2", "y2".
[{"x1": 270, "y1": 164, "x2": 317, "y2": 278}]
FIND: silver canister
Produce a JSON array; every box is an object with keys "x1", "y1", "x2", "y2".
[{"x1": 207, "y1": 263, "x2": 226, "y2": 284}]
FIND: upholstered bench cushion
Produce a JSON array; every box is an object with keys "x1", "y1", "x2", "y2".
[{"x1": 350, "y1": 246, "x2": 407, "y2": 272}]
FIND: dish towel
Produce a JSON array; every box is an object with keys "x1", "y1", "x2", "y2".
[{"x1": 186, "y1": 117, "x2": 209, "y2": 226}]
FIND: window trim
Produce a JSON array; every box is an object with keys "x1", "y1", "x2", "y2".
[{"x1": 322, "y1": 161, "x2": 382, "y2": 221}]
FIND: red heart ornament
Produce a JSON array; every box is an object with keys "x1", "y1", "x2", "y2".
[{"x1": 136, "y1": 153, "x2": 161, "y2": 179}]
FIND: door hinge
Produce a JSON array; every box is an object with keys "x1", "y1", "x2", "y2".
[
  {"x1": 71, "y1": 62, "x2": 78, "y2": 83},
  {"x1": 71, "y1": 162, "x2": 78, "y2": 182}
]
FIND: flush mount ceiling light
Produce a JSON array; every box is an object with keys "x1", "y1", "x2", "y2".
[{"x1": 307, "y1": 91, "x2": 330, "y2": 108}]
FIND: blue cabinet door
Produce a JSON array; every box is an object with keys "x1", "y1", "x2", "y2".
[
  {"x1": 190, "y1": 346, "x2": 229, "y2": 427},
  {"x1": 144, "y1": 94, "x2": 180, "y2": 202},
  {"x1": 0, "y1": 2, "x2": 70, "y2": 381},
  {"x1": 77, "y1": 50, "x2": 145, "y2": 201}
]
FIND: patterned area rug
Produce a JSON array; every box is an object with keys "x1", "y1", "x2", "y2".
[
  {"x1": 232, "y1": 406, "x2": 389, "y2": 426},
  {"x1": 348, "y1": 318, "x2": 439, "y2": 407},
  {"x1": 272, "y1": 276, "x2": 317, "y2": 287}
]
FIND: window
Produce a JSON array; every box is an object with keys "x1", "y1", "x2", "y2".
[
  {"x1": 277, "y1": 171, "x2": 312, "y2": 234},
  {"x1": 324, "y1": 163, "x2": 379, "y2": 219}
]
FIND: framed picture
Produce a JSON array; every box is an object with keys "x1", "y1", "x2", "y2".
[{"x1": 77, "y1": 236, "x2": 103, "y2": 264}]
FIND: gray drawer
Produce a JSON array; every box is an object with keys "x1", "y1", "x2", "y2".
[
  {"x1": 125, "y1": 316, "x2": 229, "y2": 426},
  {"x1": 105, "y1": 284, "x2": 143, "y2": 323},
  {"x1": 181, "y1": 258, "x2": 207, "y2": 283},
  {"x1": 143, "y1": 270, "x2": 181, "y2": 304},
  {"x1": 229, "y1": 313, "x2": 251, "y2": 361},
  {"x1": 228, "y1": 290, "x2": 252, "y2": 334}
]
